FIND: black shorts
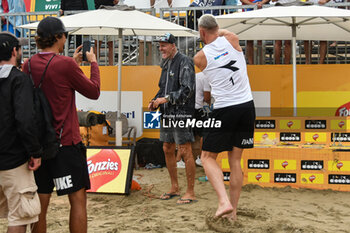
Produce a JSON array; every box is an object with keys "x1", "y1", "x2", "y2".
[
  {"x1": 34, "y1": 142, "x2": 90, "y2": 196},
  {"x1": 202, "y1": 100, "x2": 255, "y2": 153}
]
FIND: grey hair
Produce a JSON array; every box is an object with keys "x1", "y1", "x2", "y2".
[{"x1": 198, "y1": 14, "x2": 218, "y2": 30}]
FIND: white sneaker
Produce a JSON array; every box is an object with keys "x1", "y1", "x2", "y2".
[
  {"x1": 195, "y1": 156, "x2": 202, "y2": 167},
  {"x1": 177, "y1": 160, "x2": 186, "y2": 168}
]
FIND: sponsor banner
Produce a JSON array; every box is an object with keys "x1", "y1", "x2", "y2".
[
  {"x1": 329, "y1": 174, "x2": 350, "y2": 185},
  {"x1": 301, "y1": 160, "x2": 324, "y2": 170},
  {"x1": 330, "y1": 119, "x2": 347, "y2": 131},
  {"x1": 254, "y1": 132, "x2": 277, "y2": 143},
  {"x1": 255, "y1": 120, "x2": 275, "y2": 129},
  {"x1": 331, "y1": 133, "x2": 350, "y2": 142},
  {"x1": 305, "y1": 132, "x2": 327, "y2": 143},
  {"x1": 34, "y1": 0, "x2": 60, "y2": 11},
  {"x1": 221, "y1": 159, "x2": 243, "y2": 170},
  {"x1": 280, "y1": 132, "x2": 301, "y2": 142},
  {"x1": 328, "y1": 160, "x2": 350, "y2": 172},
  {"x1": 247, "y1": 159, "x2": 270, "y2": 169},
  {"x1": 86, "y1": 147, "x2": 134, "y2": 194},
  {"x1": 335, "y1": 102, "x2": 350, "y2": 117},
  {"x1": 274, "y1": 173, "x2": 297, "y2": 183},
  {"x1": 274, "y1": 160, "x2": 297, "y2": 170},
  {"x1": 31, "y1": 0, "x2": 95, "y2": 12},
  {"x1": 223, "y1": 172, "x2": 230, "y2": 181},
  {"x1": 305, "y1": 120, "x2": 326, "y2": 130},
  {"x1": 248, "y1": 172, "x2": 270, "y2": 183},
  {"x1": 279, "y1": 120, "x2": 301, "y2": 130},
  {"x1": 301, "y1": 174, "x2": 324, "y2": 184}
]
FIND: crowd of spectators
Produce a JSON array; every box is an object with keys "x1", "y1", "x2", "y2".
[{"x1": 0, "y1": 0, "x2": 348, "y2": 65}]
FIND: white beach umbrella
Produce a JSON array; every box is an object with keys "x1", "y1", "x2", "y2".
[{"x1": 216, "y1": 5, "x2": 350, "y2": 115}]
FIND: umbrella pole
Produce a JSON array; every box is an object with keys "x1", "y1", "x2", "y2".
[
  {"x1": 116, "y1": 29, "x2": 123, "y2": 146},
  {"x1": 292, "y1": 22, "x2": 297, "y2": 117}
]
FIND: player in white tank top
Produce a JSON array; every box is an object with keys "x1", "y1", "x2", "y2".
[
  {"x1": 202, "y1": 36, "x2": 253, "y2": 109},
  {"x1": 194, "y1": 14, "x2": 255, "y2": 221}
]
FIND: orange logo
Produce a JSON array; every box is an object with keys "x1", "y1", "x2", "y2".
[
  {"x1": 309, "y1": 175, "x2": 316, "y2": 183},
  {"x1": 313, "y1": 134, "x2": 319, "y2": 141},
  {"x1": 337, "y1": 162, "x2": 343, "y2": 170},
  {"x1": 282, "y1": 161, "x2": 288, "y2": 168},
  {"x1": 287, "y1": 121, "x2": 293, "y2": 128},
  {"x1": 256, "y1": 174, "x2": 262, "y2": 181}
]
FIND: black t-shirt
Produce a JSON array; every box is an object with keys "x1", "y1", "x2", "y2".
[
  {"x1": 94, "y1": 0, "x2": 115, "y2": 9},
  {"x1": 61, "y1": 0, "x2": 88, "y2": 11}
]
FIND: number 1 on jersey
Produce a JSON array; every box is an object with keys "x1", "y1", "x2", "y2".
[{"x1": 230, "y1": 77, "x2": 234, "y2": 86}]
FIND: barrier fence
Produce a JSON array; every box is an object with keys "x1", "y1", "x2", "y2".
[{"x1": 1, "y1": 3, "x2": 350, "y2": 66}]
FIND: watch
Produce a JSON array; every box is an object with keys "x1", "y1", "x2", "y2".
[{"x1": 164, "y1": 95, "x2": 170, "y2": 102}]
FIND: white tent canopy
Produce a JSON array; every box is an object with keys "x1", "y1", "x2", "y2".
[
  {"x1": 20, "y1": 9, "x2": 197, "y2": 37},
  {"x1": 216, "y1": 5, "x2": 350, "y2": 41},
  {"x1": 216, "y1": 5, "x2": 350, "y2": 115}
]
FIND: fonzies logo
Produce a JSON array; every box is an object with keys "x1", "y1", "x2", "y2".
[
  {"x1": 335, "y1": 102, "x2": 350, "y2": 116},
  {"x1": 87, "y1": 150, "x2": 122, "y2": 192}
]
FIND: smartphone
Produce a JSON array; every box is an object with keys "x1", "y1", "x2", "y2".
[{"x1": 82, "y1": 40, "x2": 91, "y2": 62}]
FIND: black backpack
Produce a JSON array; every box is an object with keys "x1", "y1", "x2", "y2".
[
  {"x1": 135, "y1": 138, "x2": 165, "y2": 167},
  {"x1": 28, "y1": 55, "x2": 63, "y2": 160}
]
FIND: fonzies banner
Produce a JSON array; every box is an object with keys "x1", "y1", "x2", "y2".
[{"x1": 86, "y1": 147, "x2": 135, "y2": 195}]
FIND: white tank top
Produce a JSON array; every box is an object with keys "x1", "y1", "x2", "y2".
[
  {"x1": 202, "y1": 36, "x2": 253, "y2": 109},
  {"x1": 195, "y1": 72, "x2": 211, "y2": 109}
]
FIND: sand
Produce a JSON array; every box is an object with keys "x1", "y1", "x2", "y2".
[{"x1": 1, "y1": 166, "x2": 350, "y2": 233}]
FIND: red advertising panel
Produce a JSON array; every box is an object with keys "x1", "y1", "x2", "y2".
[{"x1": 86, "y1": 147, "x2": 135, "y2": 195}]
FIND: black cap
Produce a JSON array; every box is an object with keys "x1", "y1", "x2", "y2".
[
  {"x1": 0, "y1": 32, "x2": 26, "y2": 60},
  {"x1": 37, "y1": 16, "x2": 67, "y2": 38},
  {"x1": 156, "y1": 33, "x2": 176, "y2": 44}
]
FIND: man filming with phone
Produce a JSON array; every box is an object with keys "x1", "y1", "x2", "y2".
[{"x1": 22, "y1": 16, "x2": 100, "y2": 233}]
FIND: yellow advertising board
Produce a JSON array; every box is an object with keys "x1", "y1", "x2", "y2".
[
  {"x1": 221, "y1": 158, "x2": 243, "y2": 170},
  {"x1": 304, "y1": 132, "x2": 328, "y2": 143},
  {"x1": 279, "y1": 120, "x2": 301, "y2": 130},
  {"x1": 274, "y1": 160, "x2": 297, "y2": 170},
  {"x1": 328, "y1": 160, "x2": 350, "y2": 172},
  {"x1": 254, "y1": 132, "x2": 277, "y2": 144},
  {"x1": 86, "y1": 147, "x2": 134, "y2": 194},
  {"x1": 218, "y1": 147, "x2": 350, "y2": 191},
  {"x1": 331, "y1": 119, "x2": 348, "y2": 131},
  {"x1": 248, "y1": 172, "x2": 270, "y2": 183},
  {"x1": 300, "y1": 174, "x2": 324, "y2": 184}
]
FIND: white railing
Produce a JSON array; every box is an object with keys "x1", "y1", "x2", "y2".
[{"x1": 1, "y1": 3, "x2": 350, "y2": 65}]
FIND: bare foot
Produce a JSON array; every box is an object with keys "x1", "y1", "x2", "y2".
[
  {"x1": 215, "y1": 203, "x2": 234, "y2": 218},
  {"x1": 222, "y1": 212, "x2": 237, "y2": 222}
]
